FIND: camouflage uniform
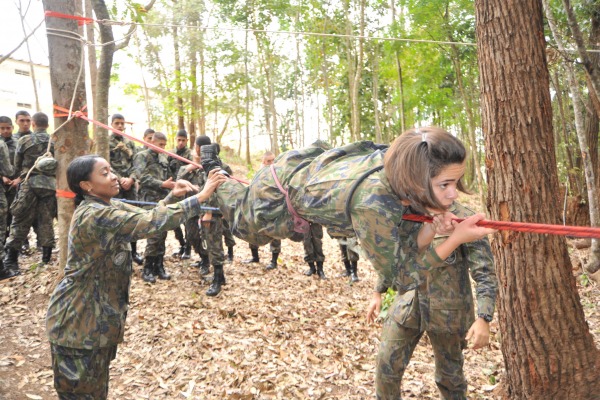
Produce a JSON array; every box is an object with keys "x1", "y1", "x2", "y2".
[
  {"x1": 5, "y1": 129, "x2": 56, "y2": 251},
  {"x1": 46, "y1": 193, "x2": 204, "y2": 398},
  {"x1": 303, "y1": 223, "x2": 324, "y2": 263},
  {"x1": 0, "y1": 141, "x2": 15, "y2": 261},
  {"x1": 169, "y1": 147, "x2": 193, "y2": 256},
  {"x1": 375, "y1": 202, "x2": 497, "y2": 399},
  {"x1": 108, "y1": 134, "x2": 137, "y2": 201},
  {"x1": 134, "y1": 149, "x2": 171, "y2": 257},
  {"x1": 177, "y1": 165, "x2": 209, "y2": 262},
  {"x1": 2, "y1": 134, "x2": 17, "y2": 238},
  {"x1": 211, "y1": 141, "x2": 497, "y2": 398}
]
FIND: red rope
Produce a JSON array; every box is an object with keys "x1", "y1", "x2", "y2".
[
  {"x1": 73, "y1": 112, "x2": 249, "y2": 185},
  {"x1": 45, "y1": 11, "x2": 94, "y2": 26},
  {"x1": 402, "y1": 214, "x2": 600, "y2": 239}
]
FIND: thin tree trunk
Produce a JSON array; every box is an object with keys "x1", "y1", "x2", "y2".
[
  {"x1": 84, "y1": 0, "x2": 97, "y2": 123},
  {"x1": 42, "y1": 0, "x2": 92, "y2": 268},
  {"x1": 172, "y1": 19, "x2": 185, "y2": 130},
  {"x1": 562, "y1": 0, "x2": 600, "y2": 115},
  {"x1": 475, "y1": 1, "x2": 600, "y2": 398},
  {"x1": 244, "y1": 16, "x2": 250, "y2": 165},
  {"x1": 372, "y1": 45, "x2": 382, "y2": 143},
  {"x1": 545, "y1": 0, "x2": 600, "y2": 275}
]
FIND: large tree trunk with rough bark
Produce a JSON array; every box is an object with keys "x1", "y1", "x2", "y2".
[
  {"x1": 42, "y1": 0, "x2": 92, "y2": 268},
  {"x1": 475, "y1": 0, "x2": 600, "y2": 398}
]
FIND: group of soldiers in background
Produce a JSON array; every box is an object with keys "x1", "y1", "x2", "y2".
[
  {"x1": 0, "y1": 110, "x2": 361, "y2": 290},
  {"x1": 0, "y1": 111, "x2": 56, "y2": 281}
]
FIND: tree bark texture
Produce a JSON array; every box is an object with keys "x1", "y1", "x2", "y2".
[
  {"x1": 91, "y1": 0, "x2": 114, "y2": 161},
  {"x1": 42, "y1": 0, "x2": 92, "y2": 268},
  {"x1": 475, "y1": 0, "x2": 600, "y2": 398}
]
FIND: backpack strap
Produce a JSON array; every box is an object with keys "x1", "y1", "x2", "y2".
[
  {"x1": 344, "y1": 165, "x2": 385, "y2": 223},
  {"x1": 270, "y1": 164, "x2": 310, "y2": 234}
]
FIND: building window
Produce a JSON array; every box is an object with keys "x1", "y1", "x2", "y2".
[
  {"x1": 17, "y1": 102, "x2": 32, "y2": 109},
  {"x1": 15, "y1": 69, "x2": 30, "y2": 77}
]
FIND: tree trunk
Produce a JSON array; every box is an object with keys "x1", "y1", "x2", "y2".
[
  {"x1": 91, "y1": 0, "x2": 115, "y2": 161},
  {"x1": 173, "y1": 21, "x2": 185, "y2": 131},
  {"x1": 545, "y1": 0, "x2": 600, "y2": 275},
  {"x1": 42, "y1": 0, "x2": 92, "y2": 268},
  {"x1": 475, "y1": 0, "x2": 600, "y2": 398},
  {"x1": 84, "y1": 0, "x2": 97, "y2": 124},
  {"x1": 244, "y1": 18, "x2": 250, "y2": 165},
  {"x1": 372, "y1": 45, "x2": 382, "y2": 143}
]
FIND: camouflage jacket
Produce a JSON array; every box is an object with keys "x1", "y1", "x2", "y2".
[
  {"x1": 2, "y1": 135, "x2": 17, "y2": 166},
  {"x1": 109, "y1": 134, "x2": 136, "y2": 179},
  {"x1": 178, "y1": 162, "x2": 232, "y2": 212},
  {"x1": 15, "y1": 129, "x2": 55, "y2": 190},
  {"x1": 12, "y1": 130, "x2": 31, "y2": 142},
  {"x1": 387, "y1": 202, "x2": 497, "y2": 335},
  {"x1": 0, "y1": 140, "x2": 15, "y2": 179},
  {"x1": 46, "y1": 193, "x2": 204, "y2": 349},
  {"x1": 134, "y1": 149, "x2": 171, "y2": 202},
  {"x1": 169, "y1": 147, "x2": 193, "y2": 179}
]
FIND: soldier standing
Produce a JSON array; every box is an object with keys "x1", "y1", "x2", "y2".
[
  {"x1": 134, "y1": 132, "x2": 175, "y2": 282},
  {"x1": 177, "y1": 135, "x2": 210, "y2": 273},
  {"x1": 0, "y1": 116, "x2": 18, "y2": 240},
  {"x1": 13, "y1": 110, "x2": 32, "y2": 141},
  {"x1": 46, "y1": 155, "x2": 225, "y2": 399},
  {"x1": 334, "y1": 234, "x2": 360, "y2": 283},
  {"x1": 302, "y1": 222, "x2": 326, "y2": 279},
  {"x1": 108, "y1": 114, "x2": 143, "y2": 265},
  {"x1": 3, "y1": 112, "x2": 56, "y2": 273},
  {"x1": 169, "y1": 129, "x2": 193, "y2": 259},
  {"x1": 0, "y1": 138, "x2": 15, "y2": 280}
]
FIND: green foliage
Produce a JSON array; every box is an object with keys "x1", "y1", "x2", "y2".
[{"x1": 379, "y1": 287, "x2": 397, "y2": 320}]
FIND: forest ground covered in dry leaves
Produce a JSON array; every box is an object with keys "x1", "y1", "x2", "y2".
[{"x1": 0, "y1": 169, "x2": 598, "y2": 399}]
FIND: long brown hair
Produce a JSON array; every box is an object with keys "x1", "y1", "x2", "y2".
[{"x1": 384, "y1": 127, "x2": 469, "y2": 214}]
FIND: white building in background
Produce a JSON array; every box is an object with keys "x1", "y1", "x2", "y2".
[{"x1": 0, "y1": 57, "x2": 53, "y2": 127}]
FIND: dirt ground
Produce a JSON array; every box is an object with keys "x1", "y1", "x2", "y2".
[{"x1": 0, "y1": 192, "x2": 598, "y2": 399}]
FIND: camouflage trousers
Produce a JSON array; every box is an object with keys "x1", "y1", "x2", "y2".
[
  {"x1": 339, "y1": 243, "x2": 359, "y2": 263},
  {"x1": 51, "y1": 344, "x2": 117, "y2": 400},
  {"x1": 376, "y1": 317, "x2": 467, "y2": 400},
  {"x1": 185, "y1": 215, "x2": 209, "y2": 258},
  {"x1": 5, "y1": 183, "x2": 56, "y2": 250},
  {"x1": 303, "y1": 223, "x2": 324, "y2": 263},
  {"x1": 145, "y1": 230, "x2": 167, "y2": 257},
  {"x1": 201, "y1": 215, "x2": 225, "y2": 266},
  {"x1": 249, "y1": 239, "x2": 282, "y2": 254},
  {"x1": 222, "y1": 219, "x2": 236, "y2": 249},
  {"x1": 0, "y1": 190, "x2": 7, "y2": 259}
]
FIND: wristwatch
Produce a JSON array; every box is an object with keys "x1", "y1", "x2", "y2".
[{"x1": 478, "y1": 313, "x2": 493, "y2": 323}]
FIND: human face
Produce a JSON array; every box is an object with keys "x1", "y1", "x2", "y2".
[
  {"x1": 176, "y1": 137, "x2": 188, "y2": 150},
  {"x1": 111, "y1": 118, "x2": 125, "y2": 132},
  {"x1": 154, "y1": 138, "x2": 167, "y2": 149},
  {"x1": 81, "y1": 158, "x2": 120, "y2": 203},
  {"x1": 429, "y1": 162, "x2": 465, "y2": 211},
  {"x1": 262, "y1": 154, "x2": 275, "y2": 166},
  {"x1": 0, "y1": 122, "x2": 13, "y2": 139},
  {"x1": 16, "y1": 115, "x2": 31, "y2": 133},
  {"x1": 143, "y1": 133, "x2": 153, "y2": 143}
]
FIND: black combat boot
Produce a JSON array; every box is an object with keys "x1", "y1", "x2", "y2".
[
  {"x1": 198, "y1": 254, "x2": 211, "y2": 276},
  {"x1": 227, "y1": 246, "x2": 234, "y2": 263},
  {"x1": 266, "y1": 252, "x2": 279, "y2": 271},
  {"x1": 350, "y1": 261, "x2": 359, "y2": 283},
  {"x1": 142, "y1": 256, "x2": 157, "y2": 283},
  {"x1": 304, "y1": 261, "x2": 316, "y2": 276},
  {"x1": 42, "y1": 247, "x2": 53, "y2": 264},
  {"x1": 0, "y1": 258, "x2": 20, "y2": 281},
  {"x1": 155, "y1": 255, "x2": 171, "y2": 280},
  {"x1": 339, "y1": 260, "x2": 351, "y2": 277},
  {"x1": 181, "y1": 242, "x2": 192, "y2": 260},
  {"x1": 241, "y1": 247, "x2": 259, "y2": 264},
  {"x1": 131, "y1": 242, "x2": 144, "y2": 265},
  {"x1": 3, "y1": 247, "x2": 20, "y2": 273},
  {"x1": 316, "y1": 261, "x2": 327, "y2": 280},
  {"x1": 206, "y1": 264, "x2": 225, "y2": 296}
]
